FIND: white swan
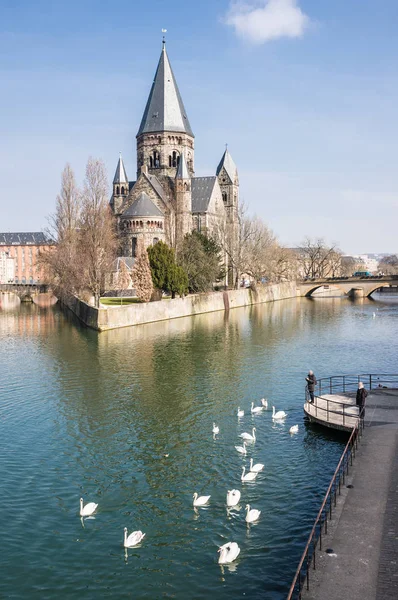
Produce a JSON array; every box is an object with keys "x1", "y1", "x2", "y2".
[
  {"x1": 193, "y1": 492, "x2": 211, "y2": 506},
  {"x1": 239, "y1": 427, "x2": 256, "y2": 441},
  {"x1": 289, "y1": 424, "x2": 299, "y2": 434},
  {"x1": 251, "y1": 402, "x2": 263, "y2": 414},
  {"x1": 245, "y1": 504, "x2": 261, "y2": 523},
  {"x1": 123, "y1": 527, "x2": 145, "y2": 547},
  {"x1": 272, "y1": 406, "x2": 287, "y2": 420},
  {"x1": 218, "y1": 541, "x2": 241, "y2": 564},
  {"x1": 261, "y1": 398, "x2": 268, "y2": 409},
  {"x1": 237, "y1": 407, "x2": 244, "y2": 417},
  {"x1": 79, "y1": 497, "x2": 98, "y2": 517},
  {"x1": 235, "y1": 441, "x2": 247, "y2": 455},
  {"x1": 212, "y1": 423, "x2": 220, "y2": 435},
  {"x1": 241, "y1": 466, "x2": 258, "y2": 482},
  {"x1": 226, "y1": 489, "x2": 241, "y2": 507},
  {"x1": 249, "y1": 457, "x2": 264, "y2": 473}
]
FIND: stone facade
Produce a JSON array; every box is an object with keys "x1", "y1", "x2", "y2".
[{"x1": 110, "y1": 43, "x2": 239, "y2": 266}]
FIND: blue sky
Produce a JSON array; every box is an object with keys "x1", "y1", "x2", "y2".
[{"x1": 1, "y1": 0, "x2": 398, "y2": 254}]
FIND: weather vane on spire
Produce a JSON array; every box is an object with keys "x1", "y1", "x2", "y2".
[{"x1": 162, "y1": 29, "x2": 167, "y2": 45}]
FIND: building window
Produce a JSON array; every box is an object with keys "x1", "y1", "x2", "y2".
[
  {"x1": 153, "y1": 237, "x2": 159, "y2": 245},
  {"x1": 222, "y1": 192, "x2": 227, "y2": 204},
  {"x1": 172, "y1": 151, "x2": 179, "y2": 167},
  {"x1": 121, "y1": 186, "x2": 125, "y2": 195},
  {"x1": 132, "y1": 238, "x2": 137, "y2": 257},
  {"x1": 116, "y1": 186, "x2": 120, "y2": 195},
  {"x1": 153, "y1": 150, "x2": 160, "y2": 167}
]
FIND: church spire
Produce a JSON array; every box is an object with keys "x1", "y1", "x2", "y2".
[
  {"x1": 137, "y1": 44, "x2": 194, "y2": 137},
  {"x1": 113, "y1": 153, "x2": 128, "y2": 185},
  {"x1": 176, "y1": 153, "x2": 190, "y2": 180}
]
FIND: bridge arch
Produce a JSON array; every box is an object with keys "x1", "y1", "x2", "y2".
[
  {"x1": 365, "y1": 283, "x2": 396, "y2": 298},
  {"x1": 303, "y1": 284, "x2": 348, "y2": 297}
]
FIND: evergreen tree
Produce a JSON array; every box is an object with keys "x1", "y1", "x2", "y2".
[
  {"x1": 147, "y1": 240, "x2": 175, "y2": 291},
  {"x1": 178, "y1": 231, "x2": 223, "y2": 292},
  {"x1": 131, "y1": 241, "x2": 154, "y2": 302}
]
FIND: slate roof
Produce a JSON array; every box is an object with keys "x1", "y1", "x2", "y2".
[
  {"x1": 122, "y1": 192, "x2": 164, "y2": 218},
  {"x1": 176, "y1": 153, "x2": 190, "y2": 179},
  {"x1": 146, "y1": 173, "x2": 166, "y2": 202},
  {"x1": 191, "y1": 177, "x2": 217, "y2": 213},
  {"x1": 0, "y1": 232, "x2": 53, "y2": 246},
  {"x1": 137, "y1": 44, "x2": 194, "y2": 137},
  {"x1": 113, "y1": 154, "x2": 128, "y2": 184},
  {"x1": 216, "y1": 149, "x2": 238, "y2": 182}
]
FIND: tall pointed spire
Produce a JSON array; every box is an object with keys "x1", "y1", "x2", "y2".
[
  {"x1": 137, "y1": 44, "x2": 194, "y2": 137},
  {"x1": 113, "y1": 153, "x2": 128, "y2": 184},
  {"x1": 216, "y1": 148, "x2": 238, "y2": 182},
  {"x1": 176, "y1": 153, "x2": 190, "y2": 179}
]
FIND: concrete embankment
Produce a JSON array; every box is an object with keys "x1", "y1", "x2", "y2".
[{"x1": 63, "y1": 281, "x2": 299, "y2": 331}]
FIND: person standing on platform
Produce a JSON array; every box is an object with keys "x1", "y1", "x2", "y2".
[
  {"x1": 356, "y1": 381, "x2": 368, "y2": 420},
  {"x1": 306, "y1": 370, "x2": 317, "y2": 403}
]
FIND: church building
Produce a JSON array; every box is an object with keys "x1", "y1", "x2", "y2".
[{"x1": 110, "y1": 41, "x2": 239, "y2": 265}]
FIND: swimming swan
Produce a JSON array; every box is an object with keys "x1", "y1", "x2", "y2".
[
  {"x1": 237, "y1": 407, "x2": 244, "y2": 417},
  {"x1": 193, "y1": 492, "x2": 211, "y2": 506},
  {"x1": 289, "y1": 424, "x2": 299, "y2": 434},
  {"x1": 241, "y1": 466, "x2": 258, "y2": 482},
  {"x1": 239, "y1": 427, "x2": 256, "y2": 442},
  {"x1": 79, "y1": 497, "x2": 98, "y2": 517},
  {"x1": 245, "y1": 504, "x2": 261, "y2": 523},
  {"x1": 261, "y1": 398, "x2": 268, "y2": 409},
  {"x1": 272, "y1": 406, "x2": 287, "y2": 420},
  {"x1": 123, "y1": 527, "x2": 145, "y2": 547},
  {"x1": 235, "y1": 441, "x2": 247, "y2": 455},
  {"x1": 249, "y1": 457, "x2": 264, "y2": 473},
  {"x1": 226, "y1": 489, "x2": 241, "y2": 507},
  {"x1": 251, "y1": 402, "x2": 263, "y2": 414},
  {"x1": 212, "y1": 423, "x2": 220, "y2": 435},
  {"x1": 218, "y1": 541, "x2": 241, "y2": 564}
]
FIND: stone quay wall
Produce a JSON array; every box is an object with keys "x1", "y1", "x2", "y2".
[{"x1": 64, "y1": 282, "x2": 300, "y2": 332}]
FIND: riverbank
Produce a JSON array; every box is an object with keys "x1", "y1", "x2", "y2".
[
  {"x1": 63, "y1": 281, "x2": 299, "y2": 331},
  {"x1": 301, "y1": 388, "x2": 398, "y2": 600}
]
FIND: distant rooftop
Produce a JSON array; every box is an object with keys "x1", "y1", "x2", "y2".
[{"x1": 0, "y1": 232, "x2": 54, "y2": 246}]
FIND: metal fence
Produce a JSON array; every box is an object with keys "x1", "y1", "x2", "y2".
[{"x1": 287, "y1": 373, "x2": 398, "y2": 599}]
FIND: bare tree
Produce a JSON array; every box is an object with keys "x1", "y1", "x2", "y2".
[
  {"x1": 215, "y1": 203, "x2": 293, "y2": 287},
  {"x1": 40, "y1": 163, "x2": 82, "y2": 296},
  {"x1": 378, "y1": 254, "x2": 398, "y2": 275},
  {"x1": 79, "y1": 158, "x2": 118, "y2": 307},
  {"x1": 296, "y1": 238, "x2": 342, "y2": 279},
  {"x1": 131, "y1": 240, "x2": 154, "y2": 302}
]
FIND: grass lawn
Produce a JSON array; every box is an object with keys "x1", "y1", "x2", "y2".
[{"x1": 100, "y1": 297, "x2": 142, "y2": 306}]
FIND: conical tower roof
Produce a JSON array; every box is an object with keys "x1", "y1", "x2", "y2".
[
  {"x1": 113, "y1": 154, "x2": 128, "y2": 184},
  {"x1": 216, "y1": 148, "x2": 238, "y2": 182},
  {"x1": 137, "y1": 43, "x2": 194, "y2": 137},
  {"x1": 176, "y1": 153, "x2": 190, "y2": 179}
]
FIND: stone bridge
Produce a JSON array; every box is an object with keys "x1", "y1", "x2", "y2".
[
  {"x1": 299, "y1": 275, "x2": 398, "y2": 298},
  {"x1": 0, "y1": 283, "x2": 50, "y2": 301}
]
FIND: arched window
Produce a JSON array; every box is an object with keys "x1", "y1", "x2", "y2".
[
  {"x1": 153, "y1": 150, "x2": 160, "y2": 167},
  {"x1": 121, "y1": 186, "x2": 125, "y2": 195},
  {"x1": 169, "y1": 155, "x2": 172, "y2": 167},
  {"x1": 172, "y1": 151, "x2": 179, "y2": 167},
  {"x1": 153, "y1": 237, "x2": 159, "y2": 245},
  {"x1": 184, "y1": 182, "x2": 189, "y2": 191},
  {"x1": 149, "y1": 156, "x2": 153, "y2": 167},
  {"x1": 116, "y1": 186, "x2": 120, "y2": 195},
  {"x1": 132, "y1": 238, "x2": 137, "y2": 257},
  {"x1": 222, "y1": 191, "x2": 227, "y2": 204}
]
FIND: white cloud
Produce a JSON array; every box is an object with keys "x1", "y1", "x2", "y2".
[{"x1": 225, "y1": 0, "x2": 310, "y2": 44}]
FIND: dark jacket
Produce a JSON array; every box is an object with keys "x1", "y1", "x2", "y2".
[
  {"x1": 356, "y1": 388, "x2": 368, "y2": 407},
  {"x1": 306, "y1": 373, "x2": 317, "y2": 392}
]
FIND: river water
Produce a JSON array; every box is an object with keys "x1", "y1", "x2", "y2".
[{"x1": 1, "y1": 293, "x2": 397, "y2": 599}]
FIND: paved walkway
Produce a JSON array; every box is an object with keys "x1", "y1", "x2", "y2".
[{"x1": 302, "y1": 389, "x2": 398, "y2": 600}]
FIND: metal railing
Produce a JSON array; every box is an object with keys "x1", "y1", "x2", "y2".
[
  {"x1": 287, "y1": 373, "x2": 398, "y2": 599},
  {"x1": 305, "y1": 374, "x2": 398, "y2": 428},
  {"x1": 286, "y1": 419, "x2": 363, "y2": 599}
]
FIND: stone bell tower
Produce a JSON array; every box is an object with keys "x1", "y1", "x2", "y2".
[{"x1": 136, "y1": 41, "x2": 195, "y2": 180}]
